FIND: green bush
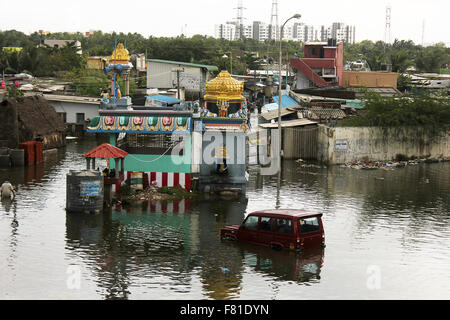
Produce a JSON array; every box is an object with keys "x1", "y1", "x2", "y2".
[
  {"x1": 340, "y1": 91, "x2": 450, "y2": 137},
  {"x1": 65, "y1": 69, "x2": 110, "y2": 97}
]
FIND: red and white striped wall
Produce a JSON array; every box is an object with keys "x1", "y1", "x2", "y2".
[
  {"x1": 114, "y1": 199, "x2": 190, "y2": 214},
  {"x1": 149, "y1": 199, "x2": 190, "y2": 214},
  {"x1": 147, "y1": 172, "x2": 191, "y2": 190},
  {"x1": 114, "y1": 171, "x2": 191, "y2": 192}
]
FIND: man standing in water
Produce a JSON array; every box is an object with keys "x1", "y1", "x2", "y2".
[{"x1": 1, "y1": 181, "x2": 16, "y2": 200}]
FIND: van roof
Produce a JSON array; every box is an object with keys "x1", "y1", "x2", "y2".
[{"x1": 249, "y1": 209, "x2": 322, "y2": 218}]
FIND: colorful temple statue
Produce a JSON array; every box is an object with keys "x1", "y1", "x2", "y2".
[
  {"x1": 198, "y1": 71, "x2": 248, "y2": 194},
  {"x1": 101, "y1": 42, "x2": 133, "y2": 110}
]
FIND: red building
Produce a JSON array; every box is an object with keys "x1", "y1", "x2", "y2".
[{"x1": 290, "y1": 40, "x2": 343, "y2": 89}]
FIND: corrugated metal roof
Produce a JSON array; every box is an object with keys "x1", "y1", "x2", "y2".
[
  {"x1": 261, "y1": 108, "x2": 296, "y2": 121},
  {"x1": 299, "y1": 108, "x2": 347, "y2": 120},
  {"x1": 147, "y1": 59, "x2": 219, "y2": 72},
  {"x1": 146, "y1": 94, "x2": 181, "y2": 105},
  {"x1": 83, "y1": 143, "x2": 128, "y2": 159},
  {"x1": 259, "y1": 118, "x2": 317, "y2": 128}
]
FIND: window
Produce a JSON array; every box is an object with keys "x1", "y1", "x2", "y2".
[
  {"x1": 242, "y1": 216, "x2": 259, "y2": 230},
  {"x1": 76, "y1": 113, "x2": 85, "y2": 124},
  {"x1": 276, "y1": 218, "x2": 293, "y2": 234},
  {"x1": 299, "y1": 217, "x2": 320, "y2": 234},
  {"x1": 260, "y1": 217, "x2": 274, "y2": 232},
  {"x1": 57, "y1": 112, "x2": 67, "y2": 123}
]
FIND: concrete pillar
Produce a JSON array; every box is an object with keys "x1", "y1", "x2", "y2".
[{"x1": 114, "y1": 159, "x2": 119, "y2": 178}]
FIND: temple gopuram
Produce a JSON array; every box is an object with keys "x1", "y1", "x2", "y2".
[{"x1": 198, "y1": 70, "x2": 248, "y2": 194}]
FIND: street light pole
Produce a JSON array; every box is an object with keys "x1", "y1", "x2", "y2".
[{"x1": 278, "y1": 13, "x2": 301, "y2": 173}]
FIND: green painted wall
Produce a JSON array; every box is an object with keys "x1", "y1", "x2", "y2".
[{"x1": 110, "y1": 133, "x2": 191, "y2": 173}]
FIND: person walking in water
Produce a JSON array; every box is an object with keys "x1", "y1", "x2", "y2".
[{"x1": 1, "y1": 181, "x2": 16, "y2": 200}]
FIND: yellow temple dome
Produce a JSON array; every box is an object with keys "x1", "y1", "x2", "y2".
[
  {"x1": 204, "y1": 71, "x2": 245, "y2": 101},
  {"x1": 108, "y1": 43, "x2": 130, "y2": 63}
]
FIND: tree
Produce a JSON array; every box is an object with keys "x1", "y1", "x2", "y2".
[
  {"x1": 65, "y1": 69, "x2": 110, "y2": 97},
  {"x1": 415, "y1": 43, "x2": 447, "y2": 73}
]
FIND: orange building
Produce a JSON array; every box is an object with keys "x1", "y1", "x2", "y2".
[
  {"x1": 86, "y1": 56, "x2": 108, "y2": 70},
  {"x1": 342, "y1": 71, "x2": 398, "y2": 89}
]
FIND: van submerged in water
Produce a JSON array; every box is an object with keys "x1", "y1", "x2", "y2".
[{"x1": 220, "y1": 209, "x2": 325, "y2": 252}]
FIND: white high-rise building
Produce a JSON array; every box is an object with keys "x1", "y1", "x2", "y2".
[
  {"x1": 320, "y1": 22, "x2": 355, "y2": 43},
  {"x1": 252, "y1": 21, "x2": 270, "y2": 42},
  {"x1": 214, "y1": 20, "x2": 354, "y2": 43},
  {"x1": 293, "y1": 23, "x2": 315, "y2": 42},
  {"x1": 242, "y1": 24, "x2": 253, "y2": 39},
  {"x1": 214, "y1": 23, "x2": 236, "y2": 41}
]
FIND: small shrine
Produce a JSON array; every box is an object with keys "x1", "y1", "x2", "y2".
[
  {"x1": 101, "y1": 42, "x2": 133, "y2": 110},
  {"x1": 198, "y1": 71, "x2": 249, "y2": 194},
  {"x1": 201, "y1": 71, "x2": 248, "y2": 131}
]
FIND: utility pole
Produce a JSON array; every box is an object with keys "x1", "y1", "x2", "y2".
[
  {"x1": 422, "y1": 19, "x2": 425, "y2": 46},
  {"x1": 172, "y1": 68, "x2": 184, "y2": 100}
]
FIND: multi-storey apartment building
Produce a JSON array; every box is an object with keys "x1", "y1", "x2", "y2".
[
  {"x1": 215, "y1": 21, "x2": 355, "y2": 43},
  {"x1": 214, "y1": 23, "x2": 236, "y2": 41}
]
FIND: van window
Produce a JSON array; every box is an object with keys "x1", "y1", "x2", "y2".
[
  {"x1": 242, "y1": 216, "x2": 259, "y2": 230},
  {"x1": 276, "y1": 218, "x2": 292, "y2": 234},
  {"x1": 299, "y1": 217, "x2": 320, "y2": 234},
  {"x1": 260, "y1": 217, "x2": 274, "y2": 232}
]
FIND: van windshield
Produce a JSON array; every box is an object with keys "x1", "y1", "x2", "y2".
[{"x1": 299, "y1": 217, "x2": 320, "y2": 234}]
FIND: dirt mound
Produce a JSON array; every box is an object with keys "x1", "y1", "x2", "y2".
[{"x1": 0, "y1": 96, "x2": 66, "y2": 149}]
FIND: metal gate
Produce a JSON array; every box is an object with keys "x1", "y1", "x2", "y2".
[{"x1": 283, "y1": 125, "x2": 318, "y2": 160}]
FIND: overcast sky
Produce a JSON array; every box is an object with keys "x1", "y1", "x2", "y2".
[{"x1": 0, "y1": 0, "x2": 448, "y2": 45}]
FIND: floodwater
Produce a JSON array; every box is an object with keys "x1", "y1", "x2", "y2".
[{"x1": 0, "y1": 137, "x2": 449, "y2": 300}]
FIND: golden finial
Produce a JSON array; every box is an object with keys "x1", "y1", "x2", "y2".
[{"x1": 108, "y1": 43, "x2": 130, "y2": 63}]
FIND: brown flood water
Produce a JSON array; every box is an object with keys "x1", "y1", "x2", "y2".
[{"x1": 0, "y1": 137, "x2": 449, "y2": 299}]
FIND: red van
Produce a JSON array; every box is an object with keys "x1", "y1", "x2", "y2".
[{"x1": 220, "y1": 209, "x2": 325, "y2": 252}]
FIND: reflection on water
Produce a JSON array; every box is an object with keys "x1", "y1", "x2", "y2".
[{"x1": 0, "y1": 137, "x2": 449, "y2": 299}]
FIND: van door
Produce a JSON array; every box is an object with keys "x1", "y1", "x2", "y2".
[
  {"x1": 238, "y1": 215, "x2": 259, "y2": 244},
  {"x1": 298, "y1": 216, "x2": 323, "y2": 248},
  {"x1": 274, "y1": 218, "x2": 295, "y2": 249},
  {"x1": 258, "y1": 216, "x2": 275, "y2": 247}
]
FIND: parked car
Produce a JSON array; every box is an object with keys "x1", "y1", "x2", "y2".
[{"x1": 220, "y1": 209, "x2": 325, "y2": 252}]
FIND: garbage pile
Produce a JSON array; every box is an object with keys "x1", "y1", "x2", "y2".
[
  {"x1": 295, "y1": 159, "x2": 327, "y2": 168},
  {"x1": 342, "y1": 158, "x2": 449, "y2": 170},
  {"x1": 120, "y1": 184, "x2": 194, "y2": 203}
]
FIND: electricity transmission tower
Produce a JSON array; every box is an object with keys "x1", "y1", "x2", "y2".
[
  {"x1": 234, "y1": 0, "x2": 246, "y2": 40},
  {"x1": 384, "y1": 6, "x2": 392, "y2": 44},
  {"x1": 270, "y1": 0, "x2": 279, "y2": 41}
]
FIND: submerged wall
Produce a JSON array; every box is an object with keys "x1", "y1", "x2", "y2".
[{"x1": 317, "y1": 125, "x2": 450, "y2": 164}]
